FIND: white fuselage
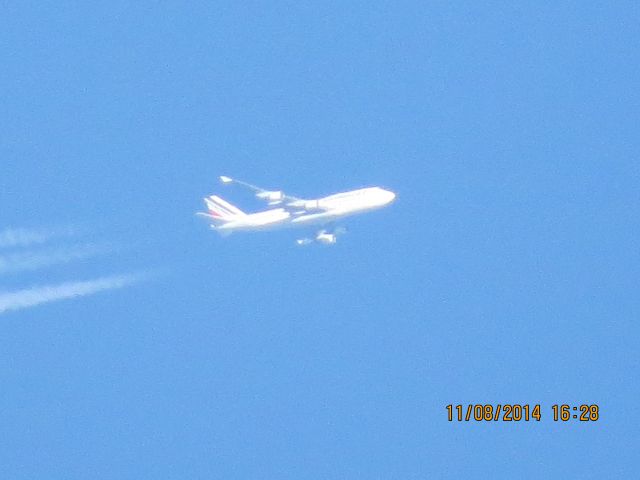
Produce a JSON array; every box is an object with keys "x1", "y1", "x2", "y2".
[{"x1": 216, "y1": 187, "x2": 395, "y2": 233}]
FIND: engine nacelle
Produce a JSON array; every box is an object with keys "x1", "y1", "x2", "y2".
[
  {"x1": 288, "y1": 199, "x2": 321, "y2": 210},
  {"x1": 304, "y1": 200, "x2": 321, "y2": 210},
  {"x1": 316, "y1": 232, "x2": 337, "y2": 244},
  {"x1": 256, "y1": 190, "x2": 284, "y2": 204}
]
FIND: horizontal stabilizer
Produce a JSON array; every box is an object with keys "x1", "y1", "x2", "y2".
[
  {"x1": 196, "y1": 213, "x2": 233, "y2": 238},
  {"x1": 196, "y1": 211, "x2": 229, "y2": 227}
]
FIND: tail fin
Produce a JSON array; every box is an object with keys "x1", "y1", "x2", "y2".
[{"x1": 203, "y1": 195, "x2": 246, "y2": 219}]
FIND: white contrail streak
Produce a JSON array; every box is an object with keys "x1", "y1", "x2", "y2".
[
  {"x1": 0, "y1": 244, "x2": 112, "y2": 275},
  {"x1": 0, "y1": 273, "x2": 146, "y2": 315},
  {"x1": 0, "y1": 227, "x2": 75, "y2": 249}
]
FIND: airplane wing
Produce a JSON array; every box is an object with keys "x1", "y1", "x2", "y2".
[{"x1": 219, "y1": 175, "x2": 303, "y2": 206}]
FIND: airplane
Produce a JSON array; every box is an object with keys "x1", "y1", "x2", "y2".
[{"x1": 197, "y1": 176, "x2": 396, "y2": 245}]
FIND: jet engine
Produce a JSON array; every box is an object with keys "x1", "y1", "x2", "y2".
[
  {"x1": 316, "y1": 232, "x2": 337, "y2": 244},
  {"x1": 286, "y1": 199, "x2": 321, "y2": 210},
  {"x1": 256, "y1": 190, "x2": 284, "y2": 205},
  {"x1": 303, "y1": 200, "x2": 321, "y2": 210}
]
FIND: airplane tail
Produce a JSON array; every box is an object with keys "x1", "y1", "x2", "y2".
[{"x1": 197, "y1": 195, "x2": 246, "y2": 227}]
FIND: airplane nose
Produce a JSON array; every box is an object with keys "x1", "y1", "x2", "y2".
[{"x1": 385, "y1": 190, "x2": 396, "y2": 204}]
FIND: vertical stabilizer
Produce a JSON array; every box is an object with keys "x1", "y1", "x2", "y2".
[{"x1": 204, "y1": 195, "x2": 246, "y2": 219}]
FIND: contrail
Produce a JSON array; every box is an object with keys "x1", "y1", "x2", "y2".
[
  {"x1": 0, "y1": 272, "x2": 147, "y2": 315},
  {"x1": 0, "y1": 243, "x2": 113, "y2": 275},
  {"x1": 0, "y1": 227, "x2": 75, "y2": 249}
]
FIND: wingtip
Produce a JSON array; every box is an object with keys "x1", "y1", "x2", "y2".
[{"x1": 219, "y1": 175, "x2": 232, "y2": 184}]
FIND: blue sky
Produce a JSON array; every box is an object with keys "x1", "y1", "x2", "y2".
[{"x1": 1, "y1": 1, "x2": 638, "y2": 478}]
